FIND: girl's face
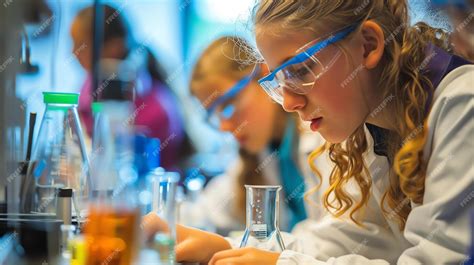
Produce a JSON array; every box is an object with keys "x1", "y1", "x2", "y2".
[
  {"x1": 193, "y1": 74, "x2": 280, "y2": 154},
  {"x1": 70, "y1": 19, "x2": 93, "y2": 71},
  {"x1": 256, "y1": 26, "x2": 381, "y2": 143},
  {"x1": 70, "y1": 19, "x2": 127, "y2": 72}
]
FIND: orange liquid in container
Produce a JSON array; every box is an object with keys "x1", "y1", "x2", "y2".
[{"x1": 83, "y1": 206, "x2": 140, "y2": 265}]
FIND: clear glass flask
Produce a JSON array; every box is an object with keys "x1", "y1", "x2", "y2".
[
  {"x1": 240, "y1": 185, "x2": 286, "y2": 252},
  {"x1": 25, "y1": 92, "x2": 90, "y2": 217}
]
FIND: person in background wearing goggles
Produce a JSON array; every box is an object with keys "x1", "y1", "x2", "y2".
[
  {"x1": 144, "y1": 1, "x2": 473, "y2": 265},
  {"x1": 177, "y1": 36, "x2": 329, "y2": 236}
]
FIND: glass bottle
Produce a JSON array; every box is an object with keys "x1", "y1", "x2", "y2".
[
  {"x1": 85, "y1": 100, "x2": 140, "y2": 265},
  {"x1": 24, "y1": 92, "x2": 90, "y2": 217},
  {"x1": 240, "y1": 185, "x2": 286, "y2": 252}
]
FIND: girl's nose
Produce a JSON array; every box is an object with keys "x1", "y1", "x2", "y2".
[{"x1": 282, "y1": 87, "x2": 306, "y2": 112}]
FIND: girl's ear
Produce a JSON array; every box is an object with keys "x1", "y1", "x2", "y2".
[{"x1": 360, "y1": 20, "x2": 385, "y2": 69}]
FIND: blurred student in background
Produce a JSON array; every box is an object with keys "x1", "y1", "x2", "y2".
[
  {"x1": 181, "y1": 36, "x2": 328, "y2": 235},
  {"x1": 432, "y1": 0, "x2": 474, "y2": 61},
  {"x1": 70, "y1": 4, "x2": 189, "y2": 170}
]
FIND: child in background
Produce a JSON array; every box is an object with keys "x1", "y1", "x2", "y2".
[
  {"x1": 181, "y1": 36, "x2": 327, "y2": 234},
  {"x1": 70, "y1": 4, "x2": 188, "y2": 170}
]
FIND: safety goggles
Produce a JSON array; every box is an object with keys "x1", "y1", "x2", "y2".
[
  {"x1": 258, "y1": 24, "x2": 359, "y2": 104},
  {"x1": 205, "y1": 65, "x2": 259, "y2": 129}
]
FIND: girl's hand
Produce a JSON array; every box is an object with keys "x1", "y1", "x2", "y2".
[
  {"x1": 175, "y1": 225, "x2": 231, "y2": 264},
  {"x1": 141, "y1": 212, "x2": 231, "y2": 264},
  {"x1": 142, "y1": 212, "x2": 170, "y2": 238},
  {"x1": 209, "y1": 247, "x2": 281, "y2": 265}
]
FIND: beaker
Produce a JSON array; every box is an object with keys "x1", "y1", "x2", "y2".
[
  {"x1": 26, "y1": 92, "x2": 90, "y2": 217},
  {"x1": 240, "y1": 185, "x2": 286, "y2": 252},
  {"x1": 149, "y1": 169, "x2": 179, "y2": 265}
]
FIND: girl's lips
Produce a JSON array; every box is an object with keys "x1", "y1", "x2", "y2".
[{"x1": 310, "y1": 117, "x2": 323, "y2": 131}]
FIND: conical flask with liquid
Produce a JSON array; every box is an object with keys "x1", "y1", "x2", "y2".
[
  {"x1": 240, "y1": 185, "x2": 286, "y2": 252},
  {"x1": 26, "y1": 92, "x2": 90, "y2": 217}
]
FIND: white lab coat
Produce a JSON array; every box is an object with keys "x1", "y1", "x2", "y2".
[
  {"x1": 179, "y1": 127, "x2": 327, "y2": 235},
  {"x1": 257, "y1": 65, "x2": 474, "y2": 264}
]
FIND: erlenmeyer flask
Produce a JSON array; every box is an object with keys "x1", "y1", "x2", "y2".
[
  {"x1": 27, "y1": 92, "x2": 90, "y2": 217},
  {"x1": 240, "y1": 185, "x2": 286, "y2": 252}
]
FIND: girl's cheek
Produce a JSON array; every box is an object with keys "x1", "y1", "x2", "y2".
[{"x1": 312, "y1": 75, "x2": 344, "y2": 109}]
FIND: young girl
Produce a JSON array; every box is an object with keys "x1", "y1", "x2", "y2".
[
  {"x1": 144, "y1": 1, "x2": 473, "y2": 264},
  {"x1": 181, "y1": 36, "x2": 327, "y2": 234}
]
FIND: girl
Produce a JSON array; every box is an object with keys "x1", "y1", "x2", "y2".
[
  {"x1": 145, "y1": 1, "x2": 473, "y2": 264},
  {"x1": 71, "y1": 4, "x2": 188, "y2": 170},
  {"x1": 181, "y1": 36, "x2": 327, "y2": 234}
]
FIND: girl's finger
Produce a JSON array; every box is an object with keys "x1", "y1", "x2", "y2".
[
  {"x1": 209, "y1": 248, "x2": 249, "y2": 265},
  {"x1": 175, "y1": 240, "x2": 199, "y2": 262},
  {"x1": 214, "y1": 257, "x2": 245, "y2": 265}
]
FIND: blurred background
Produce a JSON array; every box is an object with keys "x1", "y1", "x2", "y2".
[
  {"x1": 17, "y1": 0, "x2": 261, "y2": 161},
  {"x1": 12, "y1": 0, "x2": 450, "y2": 177}
]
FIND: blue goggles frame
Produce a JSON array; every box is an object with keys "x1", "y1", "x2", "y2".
[
  {"x1": 206, "y1": 65, "x2": 260, "y2": 121},
  {"x1": 258, "y1": 23, "x2": 359, "y2": 87}
]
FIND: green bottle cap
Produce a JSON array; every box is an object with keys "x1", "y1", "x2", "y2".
[{"x1": 43, "y1": 92, "x2": 79, "y2": 105}]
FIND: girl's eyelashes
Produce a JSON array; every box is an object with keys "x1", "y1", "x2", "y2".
[{"x1": 294, "y1": 66, "x2": 311, "y2": 77}]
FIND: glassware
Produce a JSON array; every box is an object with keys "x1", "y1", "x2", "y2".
[
  {"x1": 84, "y1": 206, "x2": 140, "y2": 265},
  {"x1": 240, "y1": 185, "x2": 286, "y2": 252},
  {"x1": 149, "y1": 169, "x2": 179, "y2": 265},
  {"x1": 25, "y1": 92, "x2": 90, "y2": 218},
  {"x1": 59, "y1": 224, "x2": 75, "y2": 260},
  {"x1": 85, "y1": 100, "x2": 140, "y2": 265}
]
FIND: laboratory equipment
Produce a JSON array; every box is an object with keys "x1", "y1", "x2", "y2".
[
  {"x1": 56, "y1": 188, "x2": 72, "y2": 226},
  {"x1": 240, "y1": 185, "x2": 286, "y2": 252},
  {"x1": 22, "y1": 92, "x2": 90, "y2": 220},
  {"x1": 149, "y1": 170, "x2": 179, "y2": 265},
  {"x1": 85, "y1": 100, "x2": 140, "y2": 265},
  {"x1": 59, "y1": 224, "x2": 75, "y2": 260},
  {"x1": 134, "y1": 134, "x2": 160, "y2": 216}
]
